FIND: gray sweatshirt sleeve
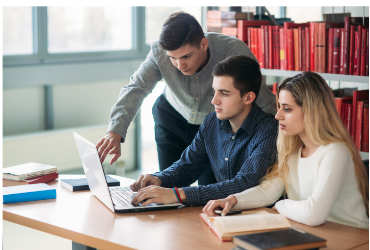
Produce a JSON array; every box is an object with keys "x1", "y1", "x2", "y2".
[{"x1": 108, "y1": 48, "x2": 163, "y2": 142}]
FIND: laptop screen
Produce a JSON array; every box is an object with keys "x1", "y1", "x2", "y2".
[{"x1": 73, "y1": 132, "x2": 115, "y2": 212}]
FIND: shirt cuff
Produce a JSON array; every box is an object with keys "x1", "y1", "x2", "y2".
[
  {"x1": 151, "y1": 173, "x2": 170, "y2": 187},
  {"x1": 108, "y1": 121, "x2": 129, "y2": 143},
  {"x1": 181, "y1": 186, "x2": 199, "y2": 206}
]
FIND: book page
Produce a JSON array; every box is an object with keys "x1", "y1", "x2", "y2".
[{"x1": 213, "y1": 213, "x2": 291, "y2": 234}]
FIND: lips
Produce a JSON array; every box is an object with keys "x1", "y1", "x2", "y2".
[
  {"x1": 182, "y1": 69, "x2": 191, "y2": 73},
  {"x1": 279, "y1": 123, "x2": 286, "y2": 129},
  {"x1": 215, "y1": 108, "x2": 222, "y2": 113}
]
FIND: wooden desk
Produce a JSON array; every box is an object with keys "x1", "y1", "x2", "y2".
[{"x1": 3, "y1": 175, "x2": 369, "y2": 250}]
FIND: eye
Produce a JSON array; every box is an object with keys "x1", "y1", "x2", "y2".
[
  {"x1": 222, "y1": 92, "x2": 228, "y2": 96},
  {"x1": 284, "y1": 108, "x2": 291, "y2": 112}
]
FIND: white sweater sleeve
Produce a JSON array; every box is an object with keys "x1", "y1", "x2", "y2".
[
  {"x1": 232, "y1": 176, "x2": 285, "y2": 210},
  {"x1": 275, "y1": 144, "x2": 351, "y2": 226}
]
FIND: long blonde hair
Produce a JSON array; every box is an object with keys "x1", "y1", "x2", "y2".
[{"x1": 262, "y1": 71, "x2": 369, "y2": 213}]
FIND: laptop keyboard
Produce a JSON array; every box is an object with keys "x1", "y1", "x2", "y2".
[{"x1": 109, "y1": 187, "x2": 141, "y2": 208}]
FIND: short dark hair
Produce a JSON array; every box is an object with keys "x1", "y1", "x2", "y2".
[
  {"x1": 159, "y1": 12, "x2": 205, "y2": 51},
  {"x1": 212, "y1": 55, "x2": 262, "y2": 100}
]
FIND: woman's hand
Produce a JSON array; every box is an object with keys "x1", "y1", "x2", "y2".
[{"x1": 202, "y1": 195, "x2": 238, "y2": 217}]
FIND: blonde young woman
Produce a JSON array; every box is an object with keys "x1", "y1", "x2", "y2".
[{"x1": 202, "y1": 71, "x2": 369, "y2": 229}]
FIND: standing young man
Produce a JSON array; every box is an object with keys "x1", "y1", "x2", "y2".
[
  {"x1": 97, "y1": 12, "x2": 276, "y2": 185},
  {"x1": 130, "y1": 55, "x2": 278, "y2": 206}
]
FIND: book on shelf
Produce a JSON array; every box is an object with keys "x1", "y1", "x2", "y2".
[
  {"x1": 237, "y1": 20, "x2": 270, "y2": 44},
  {"x1": 279, "y1": 27, "x2": 285, "y2": 70},
  {"x1": 287, "y1": 29, "x2": 294, "y2": 71},
  {"x1": 60, "y1": 175, "x2": 120, "y2": 191},
  {"x1": 3, "y1": 183, "x2": 56, "y2": 204},
  {"x1": 199, "y1": 210, "x2": 291, "y2": 242},
  {"x1": 3, "y1": 172, "x2": 59, "y2": 187},
  {"x1": 366, "y1": 29, "x2": 369, "y2": 76},
  {"x1": 360, "y1": 28, "x2": 367, "y2": 76},
  {"x1": 362, "y1": 103, "x2": 369, "y2": 152},
  {"x1": 349, "y1": 25, "x2": 356, "y2": 75},
  {"x1": 355, "y1": 101, "x2": 369, "y2": 151},
  {"x1": 232, "y1": 228, "x2": 327, "y2": 250},
  {"x1": 351, "y1": 90, "x2": 369, "y2": 142},
  {"x1": 3, "y1": 163, "x2": 57, "y2": 181},
  {"x1": 293, "y1": 28, "x2": 300, "y2": 71}
]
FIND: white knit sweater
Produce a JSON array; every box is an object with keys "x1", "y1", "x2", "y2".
[{"x1": 233, "y1": 143, "x2": 369, "y2": 229}]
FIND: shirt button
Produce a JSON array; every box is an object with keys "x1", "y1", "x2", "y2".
[
  {"x1": 196, "y1": 98, "x2": 199, "y2": 100},
  {"x1": 190, "y1": 118, "x2": 193, "y2": 120},
  {"x1": 231, "y1": 136, "x2": 235, "y2": 139},
  {"x1": 192, "y1": 111, "x2": 195, "y2": 113},
  {"x1": 225, "y1": 158, "x2": 228, "y2": 161},
  {"x1": 195, "y1": 76, "x2": 198, "y2": 79}
]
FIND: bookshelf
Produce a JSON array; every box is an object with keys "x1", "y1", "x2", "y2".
[{"x1": 261, "y1": 69, "x2": 369, "y2": 84}]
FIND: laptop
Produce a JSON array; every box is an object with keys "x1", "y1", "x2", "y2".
[{"x1": 73, "y1": 132, "x2": 182, "y2": 213}]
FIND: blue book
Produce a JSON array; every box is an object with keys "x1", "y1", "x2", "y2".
[{"x1": 3, "y1": 183, "x2": 57, "y2": 204}]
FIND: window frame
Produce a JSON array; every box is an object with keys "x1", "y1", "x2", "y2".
[{"x1": 3, "y1": 6, "x2": 150, "y2": 66}]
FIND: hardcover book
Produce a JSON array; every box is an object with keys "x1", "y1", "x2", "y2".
[
  {"x1": 355, "y1": 101, "x2": 369, "y2": 151},
  {"x1": 3, "y1": 183, "x2": 56, "y2": 204},
  {"x1": 232, "y1": 228, "x2": 327, "y2": 250},
  {"x1": 333, "y1": 28, "x2": 341, "y2": 74},
  {"x1": 3, "y1": 172, "x2": 58, "y2": 187},
  {"x1": 362, "y1": 103, "x2": 369, "y2": 152},
  {"x1": 351, "y1": 90, "x2": 369, "y2": 141},
  {"x1": 60, "y1": 175, "x2": 120, "y2": 191},
  {"x1": 200, "y1": 210, "x2": 291, "y2": 242},
  {"x1": 349, "y1": 25, "x2": 356, "y2": 75},
  {"x1": 3, "y1": 163, "x2": 57, "y2": 181}
]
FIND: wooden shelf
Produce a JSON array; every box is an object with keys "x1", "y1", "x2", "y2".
[{"x1": 261, "y1": 69, "x2": 369, "y2": 84}]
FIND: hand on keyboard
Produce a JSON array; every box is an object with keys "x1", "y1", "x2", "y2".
[
  {"x1": 130, "y1": 174, "x2": 162, "y2": 191},
  {"x1": 131, "y1": 185, "x2": 179, "y2": 206}
]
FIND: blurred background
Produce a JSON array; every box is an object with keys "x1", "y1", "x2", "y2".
[{"x1": 2, "y1": 6, "x2": 369, "y2": 250}]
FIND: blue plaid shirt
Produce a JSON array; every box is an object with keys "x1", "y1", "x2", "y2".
[{"x1": 152, "y1": 103, "x2": 278, "y2": 206}]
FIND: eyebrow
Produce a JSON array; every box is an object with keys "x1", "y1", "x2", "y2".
[
  {"x1": 278, "y1": 103, "x2": 292, "y2": 107},
  {"x1": 213, "y1": 89, "x2": 231, "y2": 93},
  {"x1": 167, "y1": 53, "x2": 192, "y2": 59}
]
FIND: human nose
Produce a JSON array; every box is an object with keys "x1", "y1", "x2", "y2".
[
  {"x1": 211, "y1": 93, "x2": 219, "y2": 105},
  {"x1": 177, "y1": 59, "x2": 186, "y2": 70},
  {"x1": 275, "y1": 107, "x2": 283, "y2": 120}
]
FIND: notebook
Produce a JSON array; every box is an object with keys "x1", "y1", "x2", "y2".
[{"x1": 73, "y1": 132, "x2": 182, "y2": 213}]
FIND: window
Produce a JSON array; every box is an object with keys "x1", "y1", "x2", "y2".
[
  {"x1": 3, "y1": 7, "x2": 33, "y2": 55},
  {"x1": 145, "y1": 7, "x2": 202, "y2": 45},
  {"x1": 47, "y1": 7, "x2": 132, "y2": 53}
]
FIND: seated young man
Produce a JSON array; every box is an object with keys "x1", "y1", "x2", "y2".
[{"x1": 130, "y1": 55, "x2": 278, "y2": 206}]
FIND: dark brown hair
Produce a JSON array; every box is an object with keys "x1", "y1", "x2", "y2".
[
  {"x1": 159, "y1": 12, "x2": 205, "y2": 51},
  {"x1": 212, "y1": 55, "x2": 262, "y2": 100}
]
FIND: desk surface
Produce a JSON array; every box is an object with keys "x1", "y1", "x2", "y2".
[{"x1": 3, "y1": 175, "x2": 369, "y2": 250}]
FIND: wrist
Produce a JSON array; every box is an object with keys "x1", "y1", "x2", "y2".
[
  {"x1": 178, "y1": 188, "x2": 187, "y2": 203},
  {"x1": 227, "y1": 195, "x2": 238, "y2": 207}
]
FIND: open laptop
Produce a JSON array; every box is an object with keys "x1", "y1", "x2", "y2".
[{"x1": 73, "y1": 132, "x2": 182, "y2": 213}]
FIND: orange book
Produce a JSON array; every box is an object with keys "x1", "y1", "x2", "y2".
[{"x1": 294, "y1": 29, "x2": 300, "y2": 71}]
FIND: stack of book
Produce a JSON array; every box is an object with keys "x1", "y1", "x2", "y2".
[
  {"x1": 206, "y1": 10, "x2": 254, "y2": 39},
  {"x1": 3, "y1": 162, "x2": 58, "y2": 187}
]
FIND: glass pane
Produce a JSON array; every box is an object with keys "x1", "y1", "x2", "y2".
[
  {"x1": 145, "y1": 7, "x2": 202, "y2": 45},
  {"x1": 3, "y1": 7, "x2": 33, "y2": 55},
  {"x1": 286, "y1": 6, "x2": 323, "y2": 23},
  {"x1": 48, "y1": 7, "x2": 132, "y2": 53}
]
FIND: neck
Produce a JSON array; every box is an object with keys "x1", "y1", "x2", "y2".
[
  {"x1": 229, "y1": 104, "x2": 253, "y2": 134},
  {"x1": 197, "y1": 48, "x2": 210, "y2": 72},
  {"x1": 299, "y1": 131, "x2": 320, "y2": 157}
]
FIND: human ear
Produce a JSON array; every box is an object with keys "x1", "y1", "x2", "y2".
[
  {"x1": 200, "y1": 38, "x2": 208, "y2": 51},
  {"x1": 244, "y1": 92, "x2": 256, "y2": 105}
]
